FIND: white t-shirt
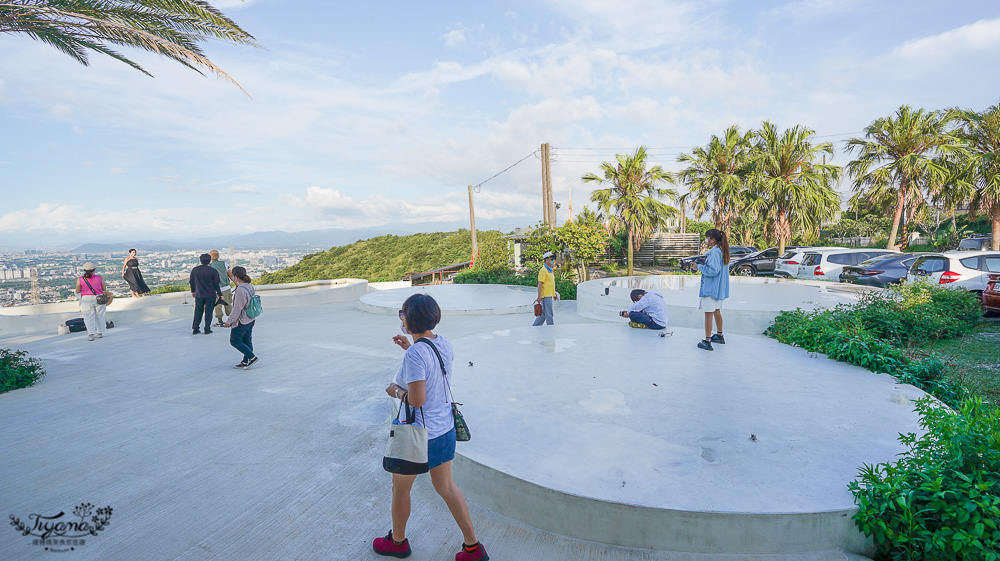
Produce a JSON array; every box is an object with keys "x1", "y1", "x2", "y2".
[{"x1": 393, "y1": 335, "x2": 454, "y2": 439}]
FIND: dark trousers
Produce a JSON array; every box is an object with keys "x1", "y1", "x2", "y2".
[
  {"x1": 230, "y1": 320, "x2": 255, "y2": 361},
  {"x1": 629, "y1": 310, "x2": 665, "y2": 330},
  {"x1": 192, "y1": 297, "x2": 215, "y2": 331}
]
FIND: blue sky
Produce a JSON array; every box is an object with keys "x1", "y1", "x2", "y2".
[{"x1": 2, "y1": 0, "x2": 1000, "y2": 246}]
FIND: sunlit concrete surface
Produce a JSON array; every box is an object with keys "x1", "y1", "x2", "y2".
[
  {"x1": 0, "y1": 287, "x2": 887, "y2": 560},
  {"x1": 359, "y1": 284, "x2": 538, "y2": 315},
  {"x1": 578, "y1": 276, "x2": 877, "y2": 334},
  {"x1": 450, "y1": 324, "x2": 925, "y2": 554}
]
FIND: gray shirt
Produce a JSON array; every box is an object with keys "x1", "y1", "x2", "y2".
[{"x1": 628, "y1": 291, "x2": 669, "y2": 327}]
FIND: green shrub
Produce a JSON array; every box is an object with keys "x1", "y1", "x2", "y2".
[
  {"x1": 150, "y1": 284, "x2": 189, "y2": 294},
  {"x1": 849, "y1": 398, "x2": 1000, "y2": 561},
  {"x1": 905, "y1": 244, "x2": 937, "y2": 253},
  {"x1": 0, "y1": 348, "x2": 46, "y2": 394},
  {"x1": 453, "y1": 268, "x2": 577, "y2": 300}
]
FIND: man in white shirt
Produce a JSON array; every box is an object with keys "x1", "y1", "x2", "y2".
[{"x1": 619, "y1": 289, "x2": 668, "y2": 330}]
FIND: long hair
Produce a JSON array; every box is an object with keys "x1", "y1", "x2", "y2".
[
  {"x1": 705, "y1": 229, "x2": 730, "y2": 265},
  {"x1": 231, "y1": 266, "x2": 252, "y2": 284}
]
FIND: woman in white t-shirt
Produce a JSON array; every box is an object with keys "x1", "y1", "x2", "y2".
[{"x1": 374, "y1": 294, "x2": 488, "y2": 561}]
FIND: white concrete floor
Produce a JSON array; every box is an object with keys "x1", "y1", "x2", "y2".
[
  {"x1": 0, "y1": 299, "x2": 875, "y2": 561},
  {"x1": 360, "y1": 284, "x2": 537, "y2": 313}
]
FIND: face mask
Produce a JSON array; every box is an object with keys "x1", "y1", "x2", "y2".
[{"x1": 400, "y1": 321, "x2": 409, "y2": 335}]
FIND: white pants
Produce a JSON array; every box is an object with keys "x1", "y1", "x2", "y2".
[{"x1": 80, "y1": 295, "x2": 107, "y2": 336}]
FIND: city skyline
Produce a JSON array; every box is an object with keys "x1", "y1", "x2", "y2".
[{"x1": 2, "y1": 0, "x2": 1000, "y2": 246}]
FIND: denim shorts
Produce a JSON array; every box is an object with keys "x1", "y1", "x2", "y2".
[{"x1": 428, "y1": 427, "x2": 457, "y2": 469}]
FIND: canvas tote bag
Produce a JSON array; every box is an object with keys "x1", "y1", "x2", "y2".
[{"x1": 382, "y1": 396, "x2": 429, "y2": 475}]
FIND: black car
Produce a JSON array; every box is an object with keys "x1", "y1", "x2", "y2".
[
  {"x1": 680, "y1": 245, "x2": 757, "y2": 271},
  {"x1": 729, "y1": 246, "x2": 800, "y2": 277},
  {"x1": 839, "y1": 253, "x2": 925, "y2": 287}
]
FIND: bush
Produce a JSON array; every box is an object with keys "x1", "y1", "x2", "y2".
[
  {"x1": 849, "y1": 398, "x2": 1000, "y2": 561},
  {"x1": 905, "y1": 244, "x2": 937, "y2": 253},
  {"x1": 1, "y1": 348, "x2": 46, "y2": 394},
  {"x1": 150, "y1": 284, "x2": 189, "y2": 294},
  {"x1": 453, "y1": 268, "x2": 577, "y2": 300}
]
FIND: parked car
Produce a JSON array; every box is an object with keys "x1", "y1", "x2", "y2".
[
  {"x1": 906, "y1": 250, "x2": 1000, "y2": 295},
  {"x1": 774, "y1": 247, "x2": 841, "y2": 278},
  {"x1": 680, "y1": 245, "x2": 757, "y2": 271},
  {"x1": 792, "y1": 248, "x2": 900, "y2": 280},
  {"x1": 729, "y1": 246, "x2": 801, "y2": 277},
  {"x1": 839, "y1": 253, "x2": 927, "y2": 287},
  {"x1": 956, "y1": 236, "x2": 994, "y2": 251},
  {"x1": 983, "y1": 273, "x2": 1000, "y2": 314}
]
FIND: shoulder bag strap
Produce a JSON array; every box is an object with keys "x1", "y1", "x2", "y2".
[
  {"x1": 415, "y1": 337, "x2": 453, "y2": 403},
  {"x1": 82, "y1": 276, "x2": 98, "y2": 295}
]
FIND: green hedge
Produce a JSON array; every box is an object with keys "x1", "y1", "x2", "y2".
[
  {"x1": 1, "y1": 348, "x2": 46, "y2": 394},
  {"x1": 453, "y1": 268, "x2": 577, "y2": 300}
]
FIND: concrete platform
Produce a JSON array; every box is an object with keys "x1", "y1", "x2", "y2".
[
  {"x1": 449, "y1": 324, "x2": 926, "y2": 554},
  {"x1": 578, "y1": 276, "x2": 875, "y2": 334},
  {"x1": 359, "y1": 284, "x2": 537, "y2": 315}
]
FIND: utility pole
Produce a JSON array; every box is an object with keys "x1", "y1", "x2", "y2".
[
  {"x1": 541, "y1": 143, "x2": 555, "y2": 228},
  {"x1": 468, "y1": 185, "x2": 478, "y2": 264},
  {"x1": 679, "y1": 198, "x2": 687, "y2": 234}
]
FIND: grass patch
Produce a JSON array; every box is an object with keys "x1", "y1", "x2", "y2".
[{"x1": 906, "y1": 319, "x2": 1000, "y2": 404}]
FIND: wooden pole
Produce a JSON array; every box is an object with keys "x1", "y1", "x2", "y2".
[
  {"x1": 468, "y1": 185, "x2": 478, "y2": 263},
  {"x1": 543, "y1": 143, "x2": 555, "y2": 228}
]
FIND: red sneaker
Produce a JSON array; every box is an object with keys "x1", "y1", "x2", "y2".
[
  {"x1": 455, "y1": 542, "x2": 489, "y2": 561},
  {"x1": 372, "y1": 531, "x2": 411, "y2": 558}
]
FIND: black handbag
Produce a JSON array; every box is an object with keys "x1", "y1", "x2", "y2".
[
  {"x1": 83, "y1": 277, "x2": 110, "y2": 306},
  {"x1": 416, "y1": 338, "x2": 471, "y2": 442}
]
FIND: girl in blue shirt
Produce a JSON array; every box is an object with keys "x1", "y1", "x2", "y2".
[{"x1": 692, "y1": 229, "x2": 730, "y2": 351}]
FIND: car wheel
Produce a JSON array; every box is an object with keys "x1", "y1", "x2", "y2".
[{"x1": 736, "y1": 265, "x2": 755, "y2": 277}]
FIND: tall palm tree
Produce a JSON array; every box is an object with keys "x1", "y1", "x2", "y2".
[
  {"x1": 583, "y1": 146, "x2": 678, "y2": 276},
  {"x1": 751, "y1": 122, "x2": 842, "y2": 255},
  {"x1": 0, "y1": 0, "x2": 259, "y2": 95},
  {"x1": 957, "y1": 104, "x2": 1000, "y2": 250},
  {"x1": 676, "y1": 126, "x2": 754, "y2": 234},
  {"x1": 845, "y1": 105, "x2": 963, "y2": 249}
]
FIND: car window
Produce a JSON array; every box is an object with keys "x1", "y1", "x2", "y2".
[
  {"x1": 780, "y1": 251, "x2": 797, "y2": 259},
  {"x1": 762, "y1": 249, "x2": 778, "y2": 258},
  {"x1": 958, "y1": 239, "x2": 984, "y2": 250},
  {"x1": 802, "y1": 253, "x2": 821, "y2": 266},
  {"x1": 912, "y1": 257, "x2": 946, "y2": 273},
  {"x1": 901, "y1": 258, "x2": 916, "y2": 268},
  {"x1": 960, "y1": 256, "x2": 980, "y2": 270},
  {"x1": 985, "y1": 256, "x2": 1000, "y2": 273},
  {"x1": 828, "y1": 253, "x2": 854, "y2": 265}
]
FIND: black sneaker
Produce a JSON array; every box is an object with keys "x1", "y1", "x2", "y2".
[
  {"x1": 234, "y1": 361, "x2": 248, "y2": 369},
  {"x1": 204, "y1": 329, "x2": 214, "y2": 335},
  {"x1": 711, "y1": 333, "x2": 726, "y2": 344},
  {"x1": 193, "y1": 329, "x2": 201, "y2": 335},
  {"x1": 697, "y1": 339, "x2": 714, "y2": 351},
  {"x1": 244, "y1": 356, "x2": 259, "y2": 370}
]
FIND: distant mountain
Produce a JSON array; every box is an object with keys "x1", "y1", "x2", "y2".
[{"x1": 68, "y1": 218, "x2": 533, "y2": 253}]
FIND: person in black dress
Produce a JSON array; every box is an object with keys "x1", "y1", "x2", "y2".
[{"x1": 122, "y1": 248, "x2": 151, "y2": 297}]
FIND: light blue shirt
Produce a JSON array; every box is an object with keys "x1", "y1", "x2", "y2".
[
  {"x1": 628, "y1": 291, "x2": 669, "y2": 327},
  {"x1": 698, "y1": 246, "x2": 730, "y2": 300}
]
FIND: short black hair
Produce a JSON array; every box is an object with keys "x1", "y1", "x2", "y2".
[
  {"x1": 402, "y1": 293, "x2": 441, "y2": 333},
  {"x1": 129, "y1": 248, "x2": 137, "y2": 254},
  {"x1": 199, "y1": 253, "x2": 211, "y2": 265},
  {"x1": 630, "y1": 289, "x2": 646, "y2": 302}
]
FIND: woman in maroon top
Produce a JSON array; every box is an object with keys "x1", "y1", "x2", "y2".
[{"x1": 74, "y1": 262, "x2": 107, "y2": 341}]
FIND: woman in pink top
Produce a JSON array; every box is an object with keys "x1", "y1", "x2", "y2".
[{"x1": 74, "y1": 262, "x2": 107, "y2": 341}]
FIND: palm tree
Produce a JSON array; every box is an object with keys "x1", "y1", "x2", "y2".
[
  {"x1": 676, "y1": 126, "x2": 754, "y2": 234},
  {"x1": 0, "y1": 0, "x2": 259, "y2": 95},
  {"x1": 845, "y1": 105, "x2": 963, "y2": 249},
  {"x1": 751, "y1": 122, "x2": 842, "y2": 255},
  {"x1": 583, "y1": 146, "x2": 678, "y2": 276},
  {"x1": 957, "y1": 104, "x2": 1000, "y2": 250}
]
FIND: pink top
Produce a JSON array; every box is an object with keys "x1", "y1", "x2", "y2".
[{"x1": 79, "y1": 275, "x2": 104, "y2": 295}]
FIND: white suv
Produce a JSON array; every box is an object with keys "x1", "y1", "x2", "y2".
[
  {"x1": 906, "y1": 250, "x2": 1000, "y2": 294},
  {"x1": 793, "y1": 248, "x2": 900, "y2": 281},
  {"x1": 774, "y1": 247, "x2": 840, "y2": 278}
]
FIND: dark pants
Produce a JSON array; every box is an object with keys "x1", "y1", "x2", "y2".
[
  {"x1": 230, "y1": 320, "x2": 255, "y2": 361},
  {"x1": 629, "y1": 310, "x2": 665, "y2": 330},
  {"x1": 192, "y1": 297, "x2": 215, "y2": 331}
]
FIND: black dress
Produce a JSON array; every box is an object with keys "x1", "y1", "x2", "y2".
[{"x1": 123, "y1": 258, "x2": 151, "y2": 294}]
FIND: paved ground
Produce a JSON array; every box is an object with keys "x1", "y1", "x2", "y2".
[{"x1": 1, "y1": 300, "x2": 872, "y2": 561}]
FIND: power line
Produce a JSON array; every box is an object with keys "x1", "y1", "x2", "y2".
[{"x1": 474, "y1": 150, "x2": 539, "y2": 190}]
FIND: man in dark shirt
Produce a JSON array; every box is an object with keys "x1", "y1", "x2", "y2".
[{"x1": 189, "y1": 253, "x2": 223, "y2": 335}]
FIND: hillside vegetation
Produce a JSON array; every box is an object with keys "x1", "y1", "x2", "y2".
[{"x1": 256, "y1": 230, "x2": 504, "y2": 284}]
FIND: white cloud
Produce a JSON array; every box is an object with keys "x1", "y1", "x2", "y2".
[
  {"x1": 893, "y1": 18, "x2": 1000, "y2": 60},
  {"x1": 226, "y1": 184, "x2": 263, "y2": 194},
  {"x1": 110, "y1": 168, "x2": 127, "y2": 175},
  {"x1": 442, "y1": 25, "x2": 467, "y2": 47},
  {"x1": 0, "y1": 203, "x2": 82, "y2": 232},
  {"x1": 148, "y1": 174, "x2": 181, "y2": 183},
  {"x1": 72, "y1": 126, "x2": 85, "y2": 135},
  {"x1": 764, "y1": 0, "x2": 863, "y2": 22}
]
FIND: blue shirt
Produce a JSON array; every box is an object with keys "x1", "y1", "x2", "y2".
[
  {"x1": 628, "y1": 291, "x2": 669, "y2": 327},
  {"x1": 392, "y1": 335, "x2": 454, "y2": 439},
  {"x1": 698, "y1": 246, "x2": 730, "y2": 300}
]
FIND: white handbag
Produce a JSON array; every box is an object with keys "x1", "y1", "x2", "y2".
[{"x1": 382, "y1": 396, "x2": 429, "y2": 475}]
